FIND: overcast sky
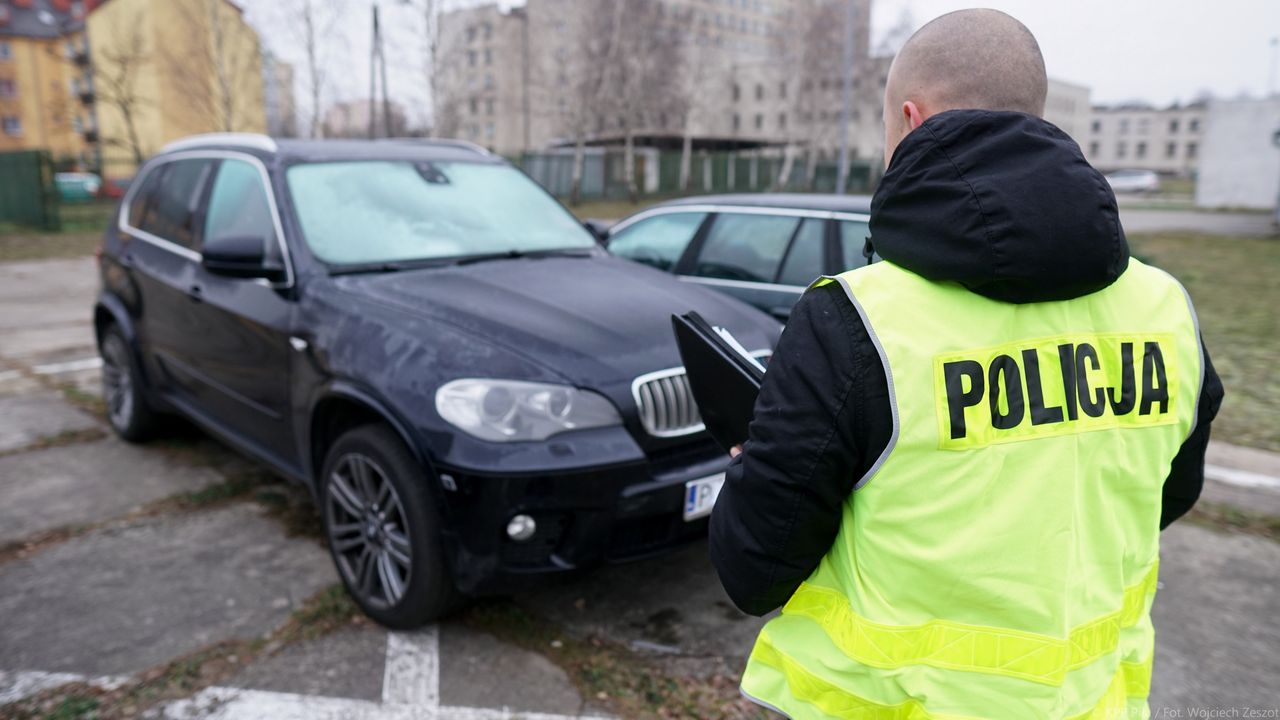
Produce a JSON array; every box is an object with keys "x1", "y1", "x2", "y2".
[{"x1": 241, "y1": 0, "x2": 1280, "y2": 131}]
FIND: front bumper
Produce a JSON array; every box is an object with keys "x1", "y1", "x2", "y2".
[{"x1": 435, "y1": 435, "x2": 726, "y2": 596}]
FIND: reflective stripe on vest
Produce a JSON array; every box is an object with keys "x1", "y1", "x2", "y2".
[
  {"x1": 740, "y1": 259, "x2": 1200, "y2": 719},
  {"x1": 781, "y1": 564, "x2": 1158, "y2": 686}
]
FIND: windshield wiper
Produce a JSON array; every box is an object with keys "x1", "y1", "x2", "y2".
[
  {"x1": 328, "y1": 258, "x2": 453, "y2": 276},
  {"x1": 452, "y1": 248, "x2": 596, "y2": 267}
]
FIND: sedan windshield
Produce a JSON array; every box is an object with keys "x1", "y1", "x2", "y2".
[{"x1": 286, "y1": 160, "x2": 596, "y2": 266}]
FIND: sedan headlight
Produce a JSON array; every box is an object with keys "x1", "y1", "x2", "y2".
[{"x1": 435, "y1": 379, "x2": 622, "y2": 442}]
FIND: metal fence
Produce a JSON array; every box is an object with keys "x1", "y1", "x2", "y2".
[
  {"x1": 518, "y1": 149, "x2": 876, "y2": 200},
  {"x1": 0, "y1": 150, "x2": 60, "y2": 231}
]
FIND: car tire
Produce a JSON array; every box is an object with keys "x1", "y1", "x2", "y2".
[
  {"x1": 99, "y1": 325, "x2": 159, "y2": 442},
  {"x1": 320, "y1": 424, "x2": 462, "y2": 628}
]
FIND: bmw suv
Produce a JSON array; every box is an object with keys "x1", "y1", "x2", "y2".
[{"x1": 94, "y1": 134, "x2": 780, "y2": 627}]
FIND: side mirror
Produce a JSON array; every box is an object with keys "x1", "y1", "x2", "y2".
[
  {"x1": 582, "y1": 219, "x2": 612, "y2": 245},
  {"x1": 202, "y1": 234, "x2": 285, "y2": 282}
]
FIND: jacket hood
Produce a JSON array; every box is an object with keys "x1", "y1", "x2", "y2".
[{"x1": 870, "y1": 110, "x2": 1129, "y2": 303}]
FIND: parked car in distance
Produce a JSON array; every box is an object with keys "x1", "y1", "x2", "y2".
[
  {"x1": 95, "y1": 134, "x2": 781, "y2": 628},
  {"x1": 1104, "y1": 169, "x2": 1160, "y2": 194},
  {"x1": 55, "y1": 172, "x2": 102, "y2": 202},
  {"x1": 96, "y1": 176, "x2": 131, "y2": 200},
  {"x1": 604, "y1": 194, "x2": 873, "y2": 320}
]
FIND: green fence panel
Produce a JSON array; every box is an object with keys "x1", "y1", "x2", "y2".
[{"x1": 0, "y1": 150, "x2": 60, "y2": 231}]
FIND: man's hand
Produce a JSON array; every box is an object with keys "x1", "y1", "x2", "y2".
[{"x1": 730, "y1": 445, "x2": 742, "y2": 458}]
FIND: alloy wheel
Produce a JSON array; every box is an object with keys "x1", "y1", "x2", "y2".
[
  {"x1": 100, "y1": 337, "x2": 134, "y2": 431},
  {"x1": 326, "y1": 453, "x2": 413, "y2": 609}
]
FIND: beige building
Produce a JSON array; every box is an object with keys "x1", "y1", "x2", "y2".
[
  {"x1": 87, "y1": 0, "x2": 266, "y2": 173},
  {"x1": 1083, "y1": 101, "x2": 1206, "y2": 176},
  {"x1": 0, "y1": 0, "x2": 100, "y2": 166},
  {"x1": 437, "y1": 0, "x2": 882, "y2": 160},
  {"x1": 1044, "y1": 78, "x2": 1090, "y2": 146}
]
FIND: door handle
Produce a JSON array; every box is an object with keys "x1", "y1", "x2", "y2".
[{"x1": 188, "y1": 284, "x2": 204, "y2": 303}]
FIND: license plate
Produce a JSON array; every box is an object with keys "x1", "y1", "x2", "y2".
[{"x1": 683, "y1": 473, "x2": 725, "y2": 521}]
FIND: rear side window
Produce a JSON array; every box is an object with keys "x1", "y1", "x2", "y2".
[
  {"x1": 694, "y1": 213, "x2": 799, "y2": 283},
  {"x1": 135, "y1": 159, "x2": 215, "y2": 250},
  {"x1": 838, "y1": 219, "x2": 872, "y2": 269},
  {"x1": 204, "y1": 159, "x2": 279, "y2": 260},
  {"x1": 777, "y1": 218, "x2": 825, "y2": 287},
  {"x1": 608, "y1": 212, "x2": 706, "y2": 272}
]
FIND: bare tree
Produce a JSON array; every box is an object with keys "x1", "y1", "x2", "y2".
[
  {"x1": 773, "y1": 1, "x2": 843, "y2": 189},
  {"x1": 412, "y1": 0, "x2": 444, "y2": 137},
  {"x1": 164, "y1": 0, "x2": 263, "y2": 133},
  {"x1": 94, "y1": 13, "x2": 151, "y2": 167},
  {"x1": 291, "y1": 0, "x2": 339, "y2": 138}
]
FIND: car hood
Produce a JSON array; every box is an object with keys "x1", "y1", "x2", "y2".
[{"x1": 333, "y1": 253, "x2": 781, "y2": 388}]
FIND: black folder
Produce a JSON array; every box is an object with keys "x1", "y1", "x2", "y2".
[{"x1": 671, "y1": 312, "x2": 766, "y2": 452}]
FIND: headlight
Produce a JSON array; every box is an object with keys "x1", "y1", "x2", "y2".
[{"x1": 435, "y1": 379, "x2": 622, "y2": 442}]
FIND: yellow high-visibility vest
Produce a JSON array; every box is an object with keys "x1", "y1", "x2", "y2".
[{"x1": 741, "y1": 258, "x2": 1203, "y2": 719}]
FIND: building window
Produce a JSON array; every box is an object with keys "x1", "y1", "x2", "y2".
[
  {"x1": 1136, "y1": 142, "x2": 1147, "y2": 159},
  {"x1": 1116, "y1": 141, "x2": 1127, "y2": 158},
  {"x1": 2, "y1": 116, "x2": 22, "y2": 136},
  {"x1": 1169, "y1": 119, "x2": 1179, "y2": 133},
  {"x1": 1090, "y1": 120, "x2": 1101, "y2": 134},
  {"x1": 754, "y1": 113, "x2": 763, "y2": 129},
  {"x1": 0, "y1": 41, "x2": 11, "y2": 61},
  {"x1": 485, "y1": 98, "x2": 494, "y2": 115},
  {"x1": 1118, "y1": 118, "x2": 1129, "y2": 134},
  {"x1": 468, "y1": 50, "x2": 476, "y2": 67},
  {"x1": 1188, "y1": 118, "x2": 1200, "y2": 133},
  {"x1": 484, "y1": 48, "x2": 492, "y2": 65},
  {"x1": 485, "y1": 123, "x2": 494, "y2": 139},
  {"x1": 1165, "y1": 142, "x2": 1177, "y2": 158},
  {"x1": 0, "y1": 79, "x2": 14, "y2": 98},
  {"x1": 466, "y1": 26, "x2": 476, "y2": 43},
  {"x1": 732, "y1": 113, "x2": 740, "y2": 131},
  {"x1": 1137, "y1": 118, "x2": 1149, "y2": 135},
  {"x1": 755, "y1": 83, "x2": 763, "y2": 100},
  {"x1": 1088, "y1": 141, "x2": 1099, "y2": 156},
  {"x1": 483, "y1": 73, "x2": 494, "y2": 90},
  {"x1": 778, "y1": 112, "x2": 786, "y2": 130},
  {"x1": 469, "y1": 97, "x2": 478, "y2": 114},
  {"x1": 1186, "y1": 142, "x2": 1198, "y2": 158},
  {"x1": 732, "y1": 84, "x2": 740, "y2": 102},
  {"x1": 779, "y1": 81, "x2": 786, "y2": 99},
  {"x1": 483, "y1": 22, "x2": 492, "y2": 40}
]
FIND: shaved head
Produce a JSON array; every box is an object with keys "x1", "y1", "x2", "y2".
[{"x1": 883, "y1": 9, "x2": 1047, "y2": 166}]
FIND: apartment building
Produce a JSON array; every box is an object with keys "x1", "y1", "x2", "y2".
[
  {"x1": 87, "y1": 0, "x2": 266, "y2": 173},
  {"x1": 1084, "y1": 101, "x2": 1206, "y2": 176},
  {"x1": 437, "y1": 0, "x2": 883, "y2": 160},
  {"x1": 0, "y1": 0, "x2": 101, "y2": 166}
]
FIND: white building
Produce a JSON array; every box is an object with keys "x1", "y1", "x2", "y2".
[
  {"x1": 1084, "y1": 102, "x2": 1206, "y2": 176},
  {"x1": 1044, "y1": 78, "x2": 1090, "y2": 146},
  {"x1": 1195, "y1": 96, "x2": 1280, "y2": 211}
]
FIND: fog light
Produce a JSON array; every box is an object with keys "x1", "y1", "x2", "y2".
[{"x1": 506, "y1": 514, "x2": 537, "y2": 542}]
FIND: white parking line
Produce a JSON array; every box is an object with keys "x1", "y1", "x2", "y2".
[
  {"x1": 0, "y1": 670, "x2": 129, "y2": 705},
  {"x1": 382, "y1": 628, "x2": 439, "y2": 706},
  {"x1": 1205, "y1": 463, "x2": 1280, "y2": 491},
  {"x1": 31, "y1": 357, "x2": 102, "y2": 375}
]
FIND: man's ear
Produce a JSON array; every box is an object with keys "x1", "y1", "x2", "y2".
[{"x1": 902, "y1": 101, "x2": 925, "y2": 131}]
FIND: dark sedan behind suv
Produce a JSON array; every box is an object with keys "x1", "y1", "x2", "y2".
[
  {"x1": 94, "y1": 134, "x2": 780, "y2": 627},
  {"x1": 605, "y1": 194, "x2": 873, "y2": 320}
]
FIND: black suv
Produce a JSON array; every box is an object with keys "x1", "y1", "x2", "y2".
[{"x1": 95, "y1": 134, "x2": 780, "y2": 627}]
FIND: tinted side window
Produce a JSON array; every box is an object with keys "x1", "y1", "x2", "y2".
[
  {"x1": 777, "y1": 219, "x2": 825, "y2": 287},
  {"x1": 127, "y1": 163, "x2": 166, "y2": 228},
  {"x1": 204, "y1": 159, "x2": 279, "y2": 260},
  {"x1": 608, "y1": 212, "x2": 706, "y2": 272},
  {"x1": 138, "y1": 159, "x2": 215, "y2": 250},
  {"x1": 838, "y1": 220, "x2": 873, "y2": 269},
  {"x1": 694, "y1": 213, "x2": 799, "y2": 283}
]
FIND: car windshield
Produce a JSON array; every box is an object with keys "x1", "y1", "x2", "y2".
[{"x1": 286, "y1": 160, "x2": 596, "y2": 266}]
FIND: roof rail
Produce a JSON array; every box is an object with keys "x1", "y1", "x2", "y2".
[
  {"x1": 377, "y1": 137, "x2": 493, "y2": 157},
  {"x1": 160, "y1": 133, "x2": 279, "y2": 154}
]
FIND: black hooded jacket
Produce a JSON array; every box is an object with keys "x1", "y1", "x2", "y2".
[{"x1": 708, "y1": 110, "x2": 1224, "y2": 617}]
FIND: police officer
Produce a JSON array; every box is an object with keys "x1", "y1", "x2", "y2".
[{"x1": 710, "y1": 9, "x2": 1225, "y2": 719}]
